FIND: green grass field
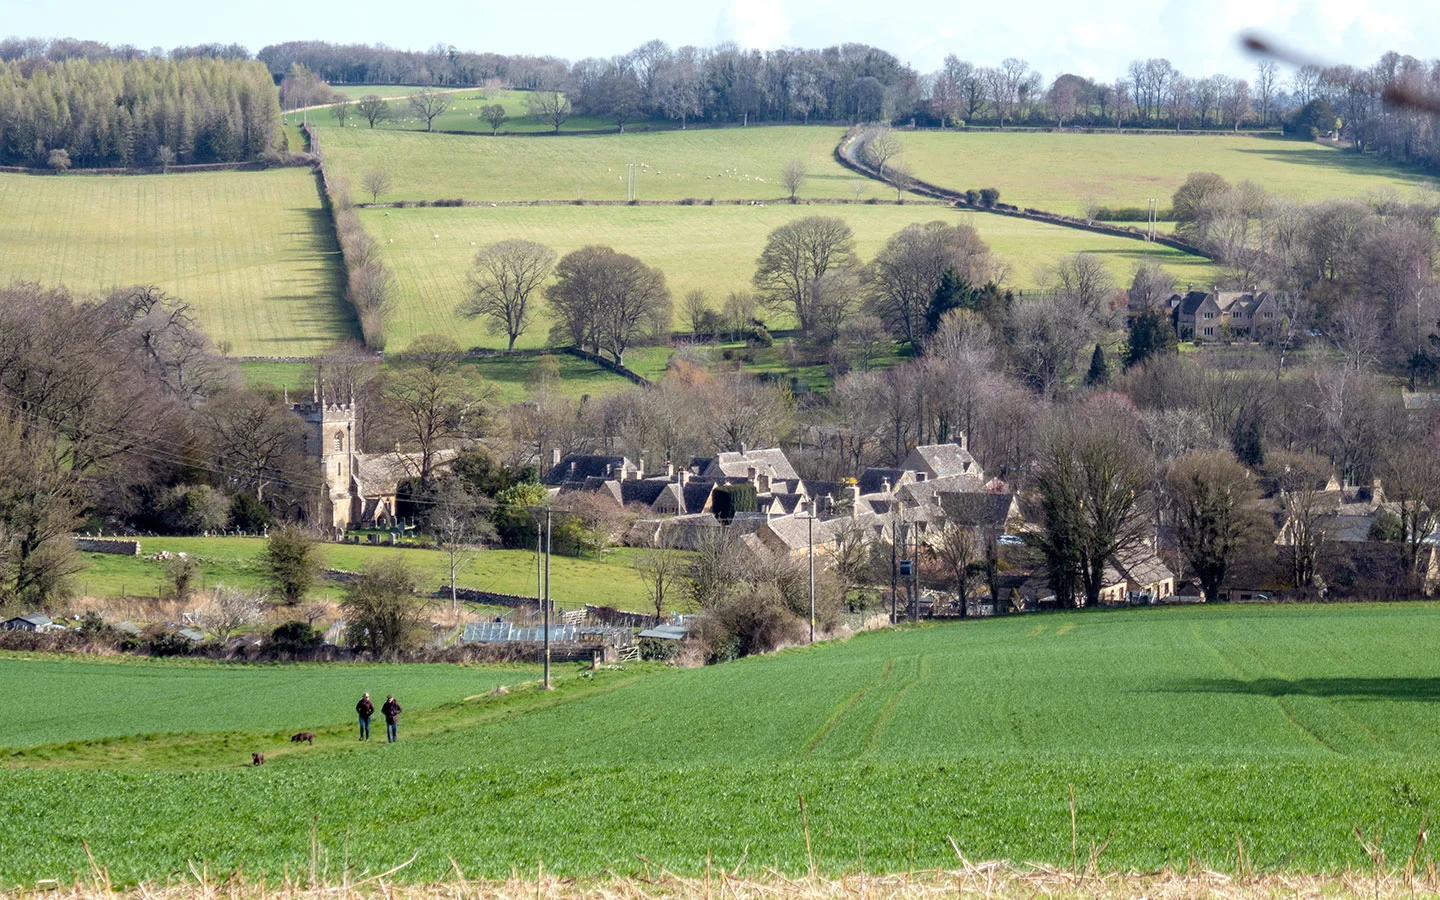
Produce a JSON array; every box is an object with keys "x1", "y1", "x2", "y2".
[
  {"x1": 238, "y1": 354, "x2": 639, "y2": 404},
  {"x1": 0, "y1": 655, "x2": 536, "y2": 749},
  {"x1": 305, "y1": 88, "x2": 646, "y2": 134},
  {"x1": 903, "y1": 132, "x2": 1433, "y2": 217},
  {"x1": 360, "y1": 204, "x2": 1217, "y2": 351},
  {"x1": 318, "y1": 125, "x2": 860, "y2": 202},
  {"x1": 0, "y1": 169, "x2": 350, "y2": 356},
  {"x1": 4, "y1": 603, "x2": 1440, "y2": 884},
  {"x1": 77, "y1": 537, "x2": 654, "y2": 610}
]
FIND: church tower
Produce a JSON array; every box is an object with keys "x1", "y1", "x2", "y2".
[{"x1": 293, "y1": 384, "x2": 357, "y2": 532}]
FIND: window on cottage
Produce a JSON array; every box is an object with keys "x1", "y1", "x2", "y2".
[
  {"x1": 1203, "y1": 327, "x2": 1214, "y2": 336},
  {"x1": 1204, "y1": 312, "x2": 1214, "y2": 319}
]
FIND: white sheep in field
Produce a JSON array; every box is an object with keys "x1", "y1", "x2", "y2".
[{"x1": 433, "y1": 234, "x2": 440, "y2": 239}]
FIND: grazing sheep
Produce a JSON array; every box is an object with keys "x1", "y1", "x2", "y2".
[
  {"x1": 291, "y1": 732, "x2": 315, "y2": 745},
  {"x1": 252, "y1": 752, "x2": 265, "y2": 766}
]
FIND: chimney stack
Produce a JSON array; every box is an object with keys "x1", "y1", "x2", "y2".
[
  {"x1": 666, "y1": 460, "x2": 674, "y2": 480},
  {"x1": 638, "y1": 457, "x2": 645, "y2": 479},
  {"x1": 551, "y1": 448, "x2": 562, "y2": 469}
]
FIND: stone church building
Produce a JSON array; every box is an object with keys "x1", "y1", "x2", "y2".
[{"x1": 292, "y1": 391, "x2": 445, "y2": 532}]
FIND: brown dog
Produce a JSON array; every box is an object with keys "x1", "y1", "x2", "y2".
[
  {"x1": 291, "y1": 732, "x2": 315, "y2": 745},
  {"x1": 252, "y1": 752, "x2": 265, "y2": 766}
]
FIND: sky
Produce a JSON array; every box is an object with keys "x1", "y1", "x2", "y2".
[{"x1": 4, "y1": 0, "x2": 1438, "y2": 81}]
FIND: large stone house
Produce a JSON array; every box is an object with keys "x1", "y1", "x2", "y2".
[{"x1": 1172, "y1": 290, "x2": 1282, "y2": 342}]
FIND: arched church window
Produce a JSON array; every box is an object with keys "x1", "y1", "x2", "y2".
[{"x1": 334, "y1": 431, "x2": 344, "y2": 452}]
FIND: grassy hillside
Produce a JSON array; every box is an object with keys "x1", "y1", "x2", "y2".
[
  {"x1": 318, "y1": 125, "x2": 859, "y2": 202},
  {"x1": 309, "y1": 88, "x2": 641, "y2": 134},
  {"x1": 0, "y1": 656, "x2": 536, "y2": 749},
  {"x1": 5, "y1": 603, "x2": 1440, "y2": 883},
  {"x1": 903, "y1": 132, "x2": 1432, "y2": 217},
  {"x1": 0, "y1": 169, "x2": 350, "y2": 356},
  {"x1": 239, "y1": 354, "x2": 640, "y2": 405},
  {"x1": 77, "y1": 537, "x2": 654, "y2": 609},
  {"x1": 361, "y1": 204, "x2": 1217, "y2": 351}
]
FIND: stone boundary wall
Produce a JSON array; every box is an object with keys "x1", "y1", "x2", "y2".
[{"x1": 74, "y1": 538, "x2": 142, "y2": 555}]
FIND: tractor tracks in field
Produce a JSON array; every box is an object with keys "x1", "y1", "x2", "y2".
[{"x1": 806, "y1": 654, "x2": 927, "y2": 757}]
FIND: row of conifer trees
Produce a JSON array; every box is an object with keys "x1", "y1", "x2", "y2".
[{"x1": 0, "y1": 56, "x2": 281, "y2": 168}]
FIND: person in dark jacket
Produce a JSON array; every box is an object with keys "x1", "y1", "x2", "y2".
[
  {"x1": 356, "y1": 693, "x2": 374, "y2": 741},
  {"x1": 381, "y1": 694, "x2": 402, "y2": 742}
]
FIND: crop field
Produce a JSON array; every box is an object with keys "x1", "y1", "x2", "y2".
[
  {"x1": 308, "y1": 88, "x2": 639, "y2": 134},
  {"x1": 318, "y1": 125, "x2": 857, "y2": 202},
  {"x1": 77, "y1": 537, "x2": 654, "y2": 610},
  {"x1": 238, "y1": 354, "x2": 638, "y2": 404},
  {"x1": 0, "y1": 656, "x2": 536, "y2": 749},
  {"x1": 903, "y1": 132, "x2": 1433, "y2": 217},
  {"x1": 360, "y1": 204, "x2": 1217, "y2": 351},
  {"x1": 4, "y1": 603, "x2": 1440, "y2": 884},
  {"x1": 0, "y1": 169, "x2": 350, "y2": 356}
]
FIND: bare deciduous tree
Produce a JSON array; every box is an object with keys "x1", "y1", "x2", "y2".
[
  {"x1": 407, "y1": 88, "x2": 452, "y2": 132},
  {"x1": 753, "y1": 216, "x2": 859, "y2": 335},
  {"x1": 199, "y1": 586, "x2": 267, "y2": 643},
  {"x1": 865, "y1": 220, "x2": 1000, "y2": 348},
  {"x1": 781, "y1": 158, "x2": 807, "y2": 201},
  {"x1": 1167, "y1": 450, "x2": 1263, "y2": 602},
  {"x1": 478, "y1": 102, "x2": 508, "y2": 134},
  {"x1": 526, "y1": 91, "x2": 572, "y2": 133},
  {"x1": 635, "y1": 547, "x2": 687, "y2": 622},
  {"x1": 424, "y1": 477, "x2": 496, "y2": 611},
  {"x1": 361, "y1": 170, "x2": 393, "y2": 204},
  {"x1": 355, "y1": 95, "x2": 393, "y2": 129},
  {"x1": 457, "y1": 240, "x2": 557, "y2": 351},
  {"x1": 376, "y1": 335, "x2": 494, "y2": 490},
  {"x1": 330, "y1": 98, "x2": 353, "y2": 127},
  {"x1": 1032, "y1": 409, "x2": 1154, "y2": 608},
  {"x1": 545, "y1": 246, "x2": 671, "y2": 366},
  {"x1": 859, "y1": 125, "x2": 903, "y2": 177}
]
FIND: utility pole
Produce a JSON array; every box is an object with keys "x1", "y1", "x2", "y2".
[
  {"x1": 890, "y1": 520, "x2": 899, "y2": 623},
  {"x1": 807, "y1": 513, "x2": 815, "y2": 644},
  {"x1": 543, "y1": 508, "x2": 552, "y2": 690}
]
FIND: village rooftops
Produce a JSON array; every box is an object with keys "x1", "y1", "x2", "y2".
[
  {"x1": 697, "y1": 447, "x2": 799, "y2": 481},
  {"x1": 545, "y1": 454, "x2": 639, "y2": 486},
  {"x1": 937, "y1": 492, "x2": 1020, "y2": 530},
  {"x1": 901, "y1": 442, "x2": 983, "y2": 480}
]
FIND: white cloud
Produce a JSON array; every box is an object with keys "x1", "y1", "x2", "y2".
[{"x1": 715, "y1": 0, "x2": 792, "y2": 49}]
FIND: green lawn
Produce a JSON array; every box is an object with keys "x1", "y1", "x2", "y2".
[
  {"x1": 5, "y1": 603, "x2": 1440, "y2": 883},
  {"x1": 317, "y1": 125, "x2": 860, "y2": 202},
  {"x1": 361, "y1": 204, "x2": 1217, "y2": 351},
  {"x1": 0, "y1": 655, "x2": 536, "y2": 749},
  {"x1": 903, "y1": 132, "x2": 1433, "y2": 217},
  {"x1": 0, "y1": 169, "x2": 350, "y2": 356},
  {"x1": 77, "y1": 537, "x2": 653, "y2": 610},
  {"x1": 238, "y1": 354, "x2": 638, "y2": 404},
  {"x1": 307, "y1": 88, "x2": 649, "y2": 134}
]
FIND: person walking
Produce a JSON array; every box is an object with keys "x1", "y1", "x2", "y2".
[
  {"x1": 381, "y1": 694, "x2": 402, "y2": 743},
  {"x1": 356, "y1": 692, "x2": 374, "y2": 741}
]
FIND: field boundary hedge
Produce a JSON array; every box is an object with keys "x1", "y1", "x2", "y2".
[
  {"x1": 835, "y1": 126, "x2": 1212, "y2": 259},
  {"x1": 0, "y1": 156, "x2": 317, "y2": 177},
  {"x1": 308, "y1": 124, "x2": 394, "y2": 349}
]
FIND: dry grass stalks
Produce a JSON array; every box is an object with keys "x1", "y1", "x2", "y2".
[{"x1": 16, "y1": 855, "x2": 1440, "y2": 900}]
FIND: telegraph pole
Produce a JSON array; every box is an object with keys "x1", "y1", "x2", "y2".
[
  {"x1": 807, "y1": 513, "x2": 815, "y2": 644},
  {"x1": 543, "y1": 508, "x2": 552, "y2": 690}
]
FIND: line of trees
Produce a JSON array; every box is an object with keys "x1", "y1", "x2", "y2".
[{"x1": 0, "y1": 56, "x2": 281, "y2": 167}]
